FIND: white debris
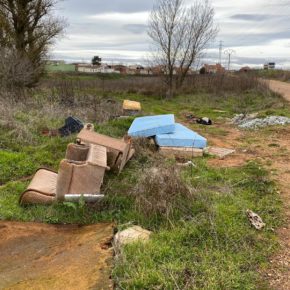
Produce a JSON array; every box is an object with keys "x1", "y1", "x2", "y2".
[
  {"x1": 113, "y1": 226, "x2": 152, "y2": 253},
  {"x1": 232, "y1": 114, "x2": 290, "y2": 129},
  {"x1": 246, "y1": 210, "x2": 265, "y2": 230}
]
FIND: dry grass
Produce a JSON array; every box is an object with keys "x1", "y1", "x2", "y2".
[
  {"x1": 131, "y1": 163, "x2": 194, "y2": 221},
  {"x1": 43, "y1": 73, "x2": 268, "y2": 98},
  {"x1": 0, "y1": 94, "x2": 122, "y2": 145}
]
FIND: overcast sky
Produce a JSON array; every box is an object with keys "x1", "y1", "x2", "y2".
[{"x1": 52, "y1": 0, "x2": 290, "y2": 69}]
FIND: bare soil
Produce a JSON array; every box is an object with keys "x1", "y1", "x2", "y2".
[
  {"x1": 268, "y1": 79, "x2": 290, "y2": 102},
  {"x1": 0, "y1": 221, "x2": 114, "y2": 290}
]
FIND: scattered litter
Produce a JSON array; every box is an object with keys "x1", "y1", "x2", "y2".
[
  {"x1": 41, "y1": 116, "x2": 84, "y2": 137},
  {"x1": 159, "y1": 147, "x2": 203, "y2": 158},
  {"x1": 196, "y1": 117, "x2": 212, "y2": 126},
  {"x1": 113, "y1": 226, "x2": 152, "y2": 253},
  {"x1": 232, "y1": 114, "x2": 290, "y2": 129},
  {"x1": 247, "y1": 209, "x2": 265, "y2": 230},
  {"x1": 231, "y1": 113, "x2": 259, "y2": 125},
  {"x1": 155, "y1": 123, "x2": 207, "y2": 149},
  {"x1": 213, "y1": 110, "x2": 227, "y2": 113},
  {"x1": 77, "y1": 128, "x2": 134, "y2": 173},
  {"x1": 20, "y1": 143, "x2": 108, "y2": 205},
  {"x1": 176, "y1": 161, "x2": 196, "y2": 167},
  {"x1": 41, "y1": 128, "x2": 59, "y2": 137},
  {"x1": 205, "y1": 146, "x2": 236, "y2": 158},
  {"x1": 58, "y1": 116, "x2": 84, "y2": 137},
  {"x1": 128, "y1": 114, "x2": 175, "y2": 137},
  {"x1": 185, "y1": 113, "x2": 213, "y2": 125},
  {"x1": 123, "y1": 100, "x2": 141, "y2": 115}
]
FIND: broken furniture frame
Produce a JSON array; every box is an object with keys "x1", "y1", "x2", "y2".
[{"x1": 77, "y1": 129, "x2": 135, "y2": 173}]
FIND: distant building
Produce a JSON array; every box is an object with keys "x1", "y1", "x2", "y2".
[
  {"x1": 75, "y1": 64, "x2": 120, "y2": 74},
  {"x1": 239, "y1": 66, "x2": 251, "y2": 73},
  {"x1": 264, "y1": 62, "x2": 276, "y2": 70},
  {"x1": 201, "y1": 63, "x2": 226, "y2": 74},
  {"x1": 112, "y1": 65, "x2": 127, "y2": 74}
]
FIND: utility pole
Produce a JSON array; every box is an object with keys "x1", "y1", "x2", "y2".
[
  {"x1": 218, "y1": 41, "x2": 223, "y2": 64},
  {"x1": 224, "y1": 49, "x2": 235, "y2": 71}
]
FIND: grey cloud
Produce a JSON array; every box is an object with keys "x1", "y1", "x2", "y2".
[
  {"x1": 123, "y1": 24, "x2": 148, "y2": 34},
  {"x1": 231, "y1": 14, "x2": 273, "y2": 21},
  {"x1": 51, "y1": 1, "x2": 290, "y2": 67},
  {"x1": 219, "y1": 30, "x2": 290, "y2": 47},
  {"x1": 58, "y1": 0, "x2": 154, "y2": 16},
  {"x1": 68, "y1": 41, "x2": 149, "y2": 51}
]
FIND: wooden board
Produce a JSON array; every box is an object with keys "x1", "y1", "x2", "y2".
[{"x1": 159, "y1": 146, "x2": 203, "y2": 158}]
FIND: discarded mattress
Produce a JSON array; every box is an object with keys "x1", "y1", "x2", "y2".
[
  {"x1": 155, "y1": 123, "x2": 207, "y2": 149},
  {"x1": 19, "y1": 143, "x2": 108, "y2": 205},
  {"x1": 77, "y1": 128, "x2": 134, "y2": 173},
  {"x1": 128, "y1": 114, "x2": 175, "y2": 137}
]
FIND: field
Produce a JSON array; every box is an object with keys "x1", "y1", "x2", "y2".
[
  {"x1": 0, "y1": 73, "x2": 289, "y2": 289},
  {"x1": 46, "y1": 63, "x2": 76, "y2": 72}
]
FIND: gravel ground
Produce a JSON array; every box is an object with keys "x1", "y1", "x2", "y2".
[{"x1": 232, "y1": 114, "x2": 290, "y2": 129}]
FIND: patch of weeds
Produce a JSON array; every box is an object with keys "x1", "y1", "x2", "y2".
[
  {"x1": 94, "y1": 117, "x2": 134, "y2": 138},
  {"x1": 268, "y1": 143, "x2": 280, "y2": 147},
  {"x1": 0, "y1": 151, "x2": 37, "y2": 184},
  {"x1": 113, "y1": 160, "x2": 282, "y2": 289}
]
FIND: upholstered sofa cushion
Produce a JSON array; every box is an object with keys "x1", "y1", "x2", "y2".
[{"x1": 20, "y1": 144, "x2": 108, "y2": 205}]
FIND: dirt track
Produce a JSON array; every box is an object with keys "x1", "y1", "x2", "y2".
[
  {"x1": 268, "y1": 80, "x2": 290, "y2": 102},
  {"x1": 0, "y1": 222, "x2": 114, "y2": 290}
]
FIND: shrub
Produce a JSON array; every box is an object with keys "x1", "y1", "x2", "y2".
[{"x1": 131, "y1": 164, "x2": 195, "y2": 222}]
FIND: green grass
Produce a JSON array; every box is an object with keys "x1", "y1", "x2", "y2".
[
  {"x1": 0, "y1": 84, "x2": 289, "y2": 289},
  {"x1": 115, "y1": 89, "x2": 289, "y2": 120},
  {"x1": 46, "y1": 64, "x2": 75, "y2": 72},
  {"x1": 113, "y1": 161, "x2": 281, "y2": 289}
]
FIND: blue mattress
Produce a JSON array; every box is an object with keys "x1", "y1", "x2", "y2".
[
  {"x1": 128, "y1": 114, "x2": 175, "y2": 137},
  {"x1": 155, "y1": 123, "x2": 207, "y2": 149}
]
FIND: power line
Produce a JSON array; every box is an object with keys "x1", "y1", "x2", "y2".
[
  {"x1": 224, "y1": 49, "x2": 235, "y2": 71},
  {"x1": 218, "y1": 40, "x2": 223, "y2": 64}
]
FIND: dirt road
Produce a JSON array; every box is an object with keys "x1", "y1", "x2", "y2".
[
  {"x1": 268, "y1": 79, "x2": 290, "y2": 102},
  {"x1": 0, "y1": 222, "x2": 114, "y2": 290}
]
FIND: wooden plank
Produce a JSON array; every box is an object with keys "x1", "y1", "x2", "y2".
[
  {"x1": 77, "y1": 129, "x2": 128, "y2": 153},
  {"x1": 159, "y1": 146, "x2": 203, "y2": 158}
]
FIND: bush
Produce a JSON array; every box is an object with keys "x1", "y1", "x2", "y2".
[{"x1": 131, "y1": 164, "x2": 195, "y2": 222}]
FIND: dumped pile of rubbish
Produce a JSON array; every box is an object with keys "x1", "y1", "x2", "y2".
[
  {"x1": 232, "y1": 114, "x2": 290, "y2": 129},
  {"x1": 20, "y1": 124, "x2": 135, "y2": 205},
  {"x1": 22, "y1": 96, "x2": 233, "y2": 206}
]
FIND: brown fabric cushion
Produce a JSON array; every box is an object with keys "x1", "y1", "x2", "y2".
[
  {"x1": 20, "y1": 190, "x2": 55, "y2": 205},
  {"x1": 19, "y1": 169, "x2": 57, "y2": 205},
  {"x1": 65, "y1": 143, "x2": 90, "y2": 162}
]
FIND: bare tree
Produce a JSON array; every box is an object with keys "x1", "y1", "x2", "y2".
[
  {"x1": 0, "y1": 0, "x2": 65, "y2": 86},
  {"x1": 148, "y1": 0, "x2": 218, "y2": 98}
]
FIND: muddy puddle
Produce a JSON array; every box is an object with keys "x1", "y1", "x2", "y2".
[{"x1": 0, "y1": 221, "x2": 114, "y2": 290}]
